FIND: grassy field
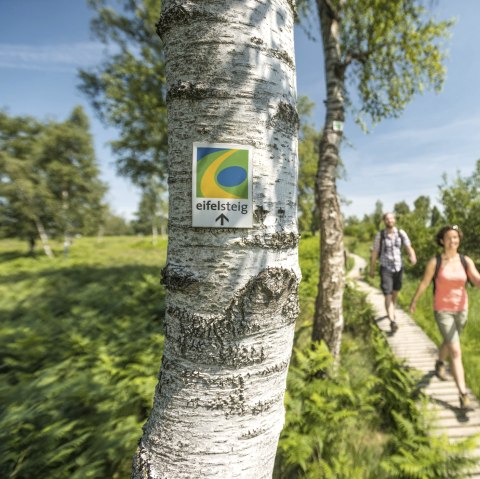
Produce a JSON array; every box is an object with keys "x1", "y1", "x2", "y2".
[
  {"x1": 1, "y1": 235, "x2": 475, "y2": 478},
  {"x1": 0, "y1": 236, "x2": 167, "y2": 478}
]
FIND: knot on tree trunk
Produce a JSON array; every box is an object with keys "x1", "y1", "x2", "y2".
[
  {"x1": 156, "y1": 3, "x2": 194, "y2": 41},
  {"x1": 269, "y1": 101, "x2": 299, "y2": 134},
  {"x1": 241, "y1": 232, "x2": 300, "y2": 249},
  {"x1": 167, "y1": 81, "x2": 229, "y2": 102},
  {"x1": 226, "y1": 267, "x2": 298, "y2": 325},
  {"x1": 270, "y1": 49, "x2": 295, "y2": 69},
  {"x1": 161, "y1": 263, "x2": 199, "y2": 291}
]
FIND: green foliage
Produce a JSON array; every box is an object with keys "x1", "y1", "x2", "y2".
[
  {"x1": 344, "y1": 215, "x2": 378, "y2": 246},
  {"x1": 101, "y1": 210, "x2": 134, "y2": 236},
  {"x1": 341, "y1": 0, "x2": 453, "y2": 127},
  {"x1": 297, "y1": 234, "x2": 320, "y2": 330},
  {"x1": 275, "y1": 284, "x2": 475, "y2": 479},
  {"x1": 0, "y1": 108, "x2": 107, "y2": 242},
  {"x1": 1, "y1": 234, "x2": 478, "y2": 478},
  {"x1": 131, "y1": 177, "x2": 168, "y2": 237},
  {"x1": 0, "y1": 237, "x2": 166, "y2": 478},
  {"x1": 297, "y1": 0, "x2": 453, "y2": 127},
  {"x1": 297, "y1": 97, "x2": 322, "y2": 234},
  {"x1": 79, "y1": 0, "x2": 167, "y2": 187},
  {"x1": 439, "y1": 160, "x2": 480, "y2": 258},
  {"x1": 380, "y1": 411, "x2": 477, "y2": 479}
]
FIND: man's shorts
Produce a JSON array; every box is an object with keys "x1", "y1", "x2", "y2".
[
  {"x1": 434, "y1": 310, "x2": 468, "y2": 343},
  {"x1": 379, "y1": 267, "x2": 403, "y2": 295}
]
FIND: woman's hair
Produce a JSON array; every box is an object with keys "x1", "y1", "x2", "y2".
[{"x1": 435, "y1": 225, "x2": 463, "y2": 246}]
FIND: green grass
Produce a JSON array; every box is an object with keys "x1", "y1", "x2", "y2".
[
  {"x1": 1, "y1": 235, "x2": 476, "y2": 478},
  {"x1": 0, "y1": 236, "x2": 167, "y2": 479}
]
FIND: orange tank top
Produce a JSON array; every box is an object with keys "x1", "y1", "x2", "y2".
[{"x1": 434, "y1": 257, "x2": 468, "y2": 312}]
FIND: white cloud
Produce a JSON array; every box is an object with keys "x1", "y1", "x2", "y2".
[{"x1": 0, "y1": 42, "x2": 107, "y2": 72}]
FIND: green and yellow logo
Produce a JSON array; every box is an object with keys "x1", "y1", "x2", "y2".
[{"x1": 196, "y1": 147, "x2": 249, "y2": 199}]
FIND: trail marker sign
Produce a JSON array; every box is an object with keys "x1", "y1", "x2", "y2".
[{"x1": 192, "y1": 142, "x2": 253, "y2": 228}]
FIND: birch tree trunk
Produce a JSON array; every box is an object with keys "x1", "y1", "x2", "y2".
[
  {"x1": 34, "y1": 218, "x2": 54, "y2": 258},
  {"x1": 151, "y1": 223, "x2": 158, "y2": 245},
  {"x1": 312, "y1": 0, "x2": 345, "y2": 358},
  {"x1": 132, "y1": 1, "x2": 299, "y2": 478}
]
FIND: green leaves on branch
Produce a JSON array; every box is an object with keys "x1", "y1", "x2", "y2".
[
  {"x1": 342, "y1": 0, "x2": 453, "y2": 126},
  {"x1": 439, "y1": 160, "x2": 480, "y2": 257},
  {"x1": 297, "y1": 0, "x2": 453, "y2": 128},
  {"x1": 79, "y1": 0, "x2": 168, "y2": 187},
  {"x1": 298, "y1": 96, "x2": 322, "y2": 234}
]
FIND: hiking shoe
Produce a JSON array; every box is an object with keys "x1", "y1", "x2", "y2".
[
  {"x1": 435, "y1": 360, "x2": 447, "y2": 381},
  {"x1": 460, "y1": 393, "x2": 471, "y2": 409},
  {"x1": 390, "y1": 321, "x2": 399, "y2": 333}
]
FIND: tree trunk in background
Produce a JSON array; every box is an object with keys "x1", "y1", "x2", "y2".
[
  {"x1": 312, "y1": 0, "x2": 345, "y2": 358},
  {"x1": 151, "y1": 223, "x2": 158, "y2": 245},
  {"x1": 28, "y1": 236, "x2": 36, "y2": 256},
  {"x1": 132, "y1": 1, "x2": 299, "y2": 478},
  {"x1": 34, "y1": 218, "x2": 54, "y2": 258}
]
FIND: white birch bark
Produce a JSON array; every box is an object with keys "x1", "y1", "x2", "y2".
[
  {"x1": 312, "y1": 0, "x2": 345, "y2": 359},
  {"x1": 132, "y1": 1, "x2": 299, "y2": 478},
  {"x1": 34, "y1": 218, "x2": 54, "y2": 258},
  {"x1": 151, "y1": 223, "x2": 158, "y2": 245}
]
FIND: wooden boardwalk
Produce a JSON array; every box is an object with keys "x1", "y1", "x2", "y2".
[{"x1": 348, "y1": 254, "x2": 480, "y2": 478}]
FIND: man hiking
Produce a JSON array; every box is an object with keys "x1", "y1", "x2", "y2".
[{"x1": 370, "y1": 212, "x2": 417, "y2": 332}]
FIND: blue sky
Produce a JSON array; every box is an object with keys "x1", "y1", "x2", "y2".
[{"x1": 1, "y1": 1, "x2": 480, "y2": 220}]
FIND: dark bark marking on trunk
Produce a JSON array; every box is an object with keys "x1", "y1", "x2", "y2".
[
  {"x1": 260, "y1": 359, "x2": 289, "y2": 376},
  {"x1": 268, "y1": 101, "x2": 299, "y2": 134},
  {"x1": 253, "y1": 205, "x2": 269, "y2": 224},
  {"x1": 165, "y1": 268, "x2": 298, "y2": 365},
  {"x1": 270, "y1": 49, "x2": 295, "y2": 69},
  {"x1": 204, "y1": 385, "x2": 248, "y2": 416},
  {"x1": 251, "y1": 36, "x2": 264, "y2": 46},
  {"x1": 203, "y1": 387, "x2": 283, "y2": 418},
  {"x1": 131, "y1": 443, "x2": 154, "y2": 479},
  {"x1": 156, "y1": 3, "x2": 194, "y2": 41},
  {"x1": 170, "y1": 334, "x2": 265, "y2": 367},
  {"x1": 166, "y1": 80, "x2": 231, "y2": 102},
  {"x1": 287, "y1": 0, "x2": 296, "y2": 16},
  {"x1": 161, "y1": 263, "x2": 199, "y2": 291},
  {"x1": 241, "y1": 232, "x2": 300, "y2": 249},
  {"x1": 240, "y1": 427, "x2": 267, "y2": 440},
  {"x1": 226, "y1": 268, "x2": 298, "y2": 326},
  {"x1": 249, "y1": 36, "x2": 295, "y2": 69},
  {"x1": 251, "y1": 391, "x2": 284, "y2": 415},
  {"x1": 167, "y1": 306, "x2": 233, "y2": 342}
]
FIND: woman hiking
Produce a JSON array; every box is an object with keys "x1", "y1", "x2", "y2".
[{"x1": 409, "y1": 225, "x2": 480, "y2": 409}]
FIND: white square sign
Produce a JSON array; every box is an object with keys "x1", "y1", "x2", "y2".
[{"x1": 192, "y1": 142, "x2": 253, "y2": 228}]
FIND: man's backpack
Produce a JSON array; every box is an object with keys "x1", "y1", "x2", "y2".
[{"x1": 432, "y1": 254, "x2": 471, "y2": 294}]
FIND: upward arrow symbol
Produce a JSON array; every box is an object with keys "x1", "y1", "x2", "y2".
[{"x1": 215, "y1": 214, "x2": 229, "y2": 226}]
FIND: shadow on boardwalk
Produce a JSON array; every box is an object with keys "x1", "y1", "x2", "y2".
[{"x1": 348, "y1": 254, "x2": 480, "y2": 478}]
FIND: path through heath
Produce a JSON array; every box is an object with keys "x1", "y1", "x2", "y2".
[{"x1": 348, "y1": 254, "x2": 480, "y2": 478}]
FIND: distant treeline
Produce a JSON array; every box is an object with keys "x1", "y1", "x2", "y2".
[{"x1": 344, "y1": 159, "x2": 480, "y2": 274}]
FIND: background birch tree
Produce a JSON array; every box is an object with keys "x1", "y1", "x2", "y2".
[
  {"x1": 0, "y1": 108, "x2": 106, "y2": 255},
  {"x1": 298, "y1": 0, "x2": 452, "y2": 357},
  {"x1": 132, "y1": 1, "x2": 300, "y2": 478}
]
